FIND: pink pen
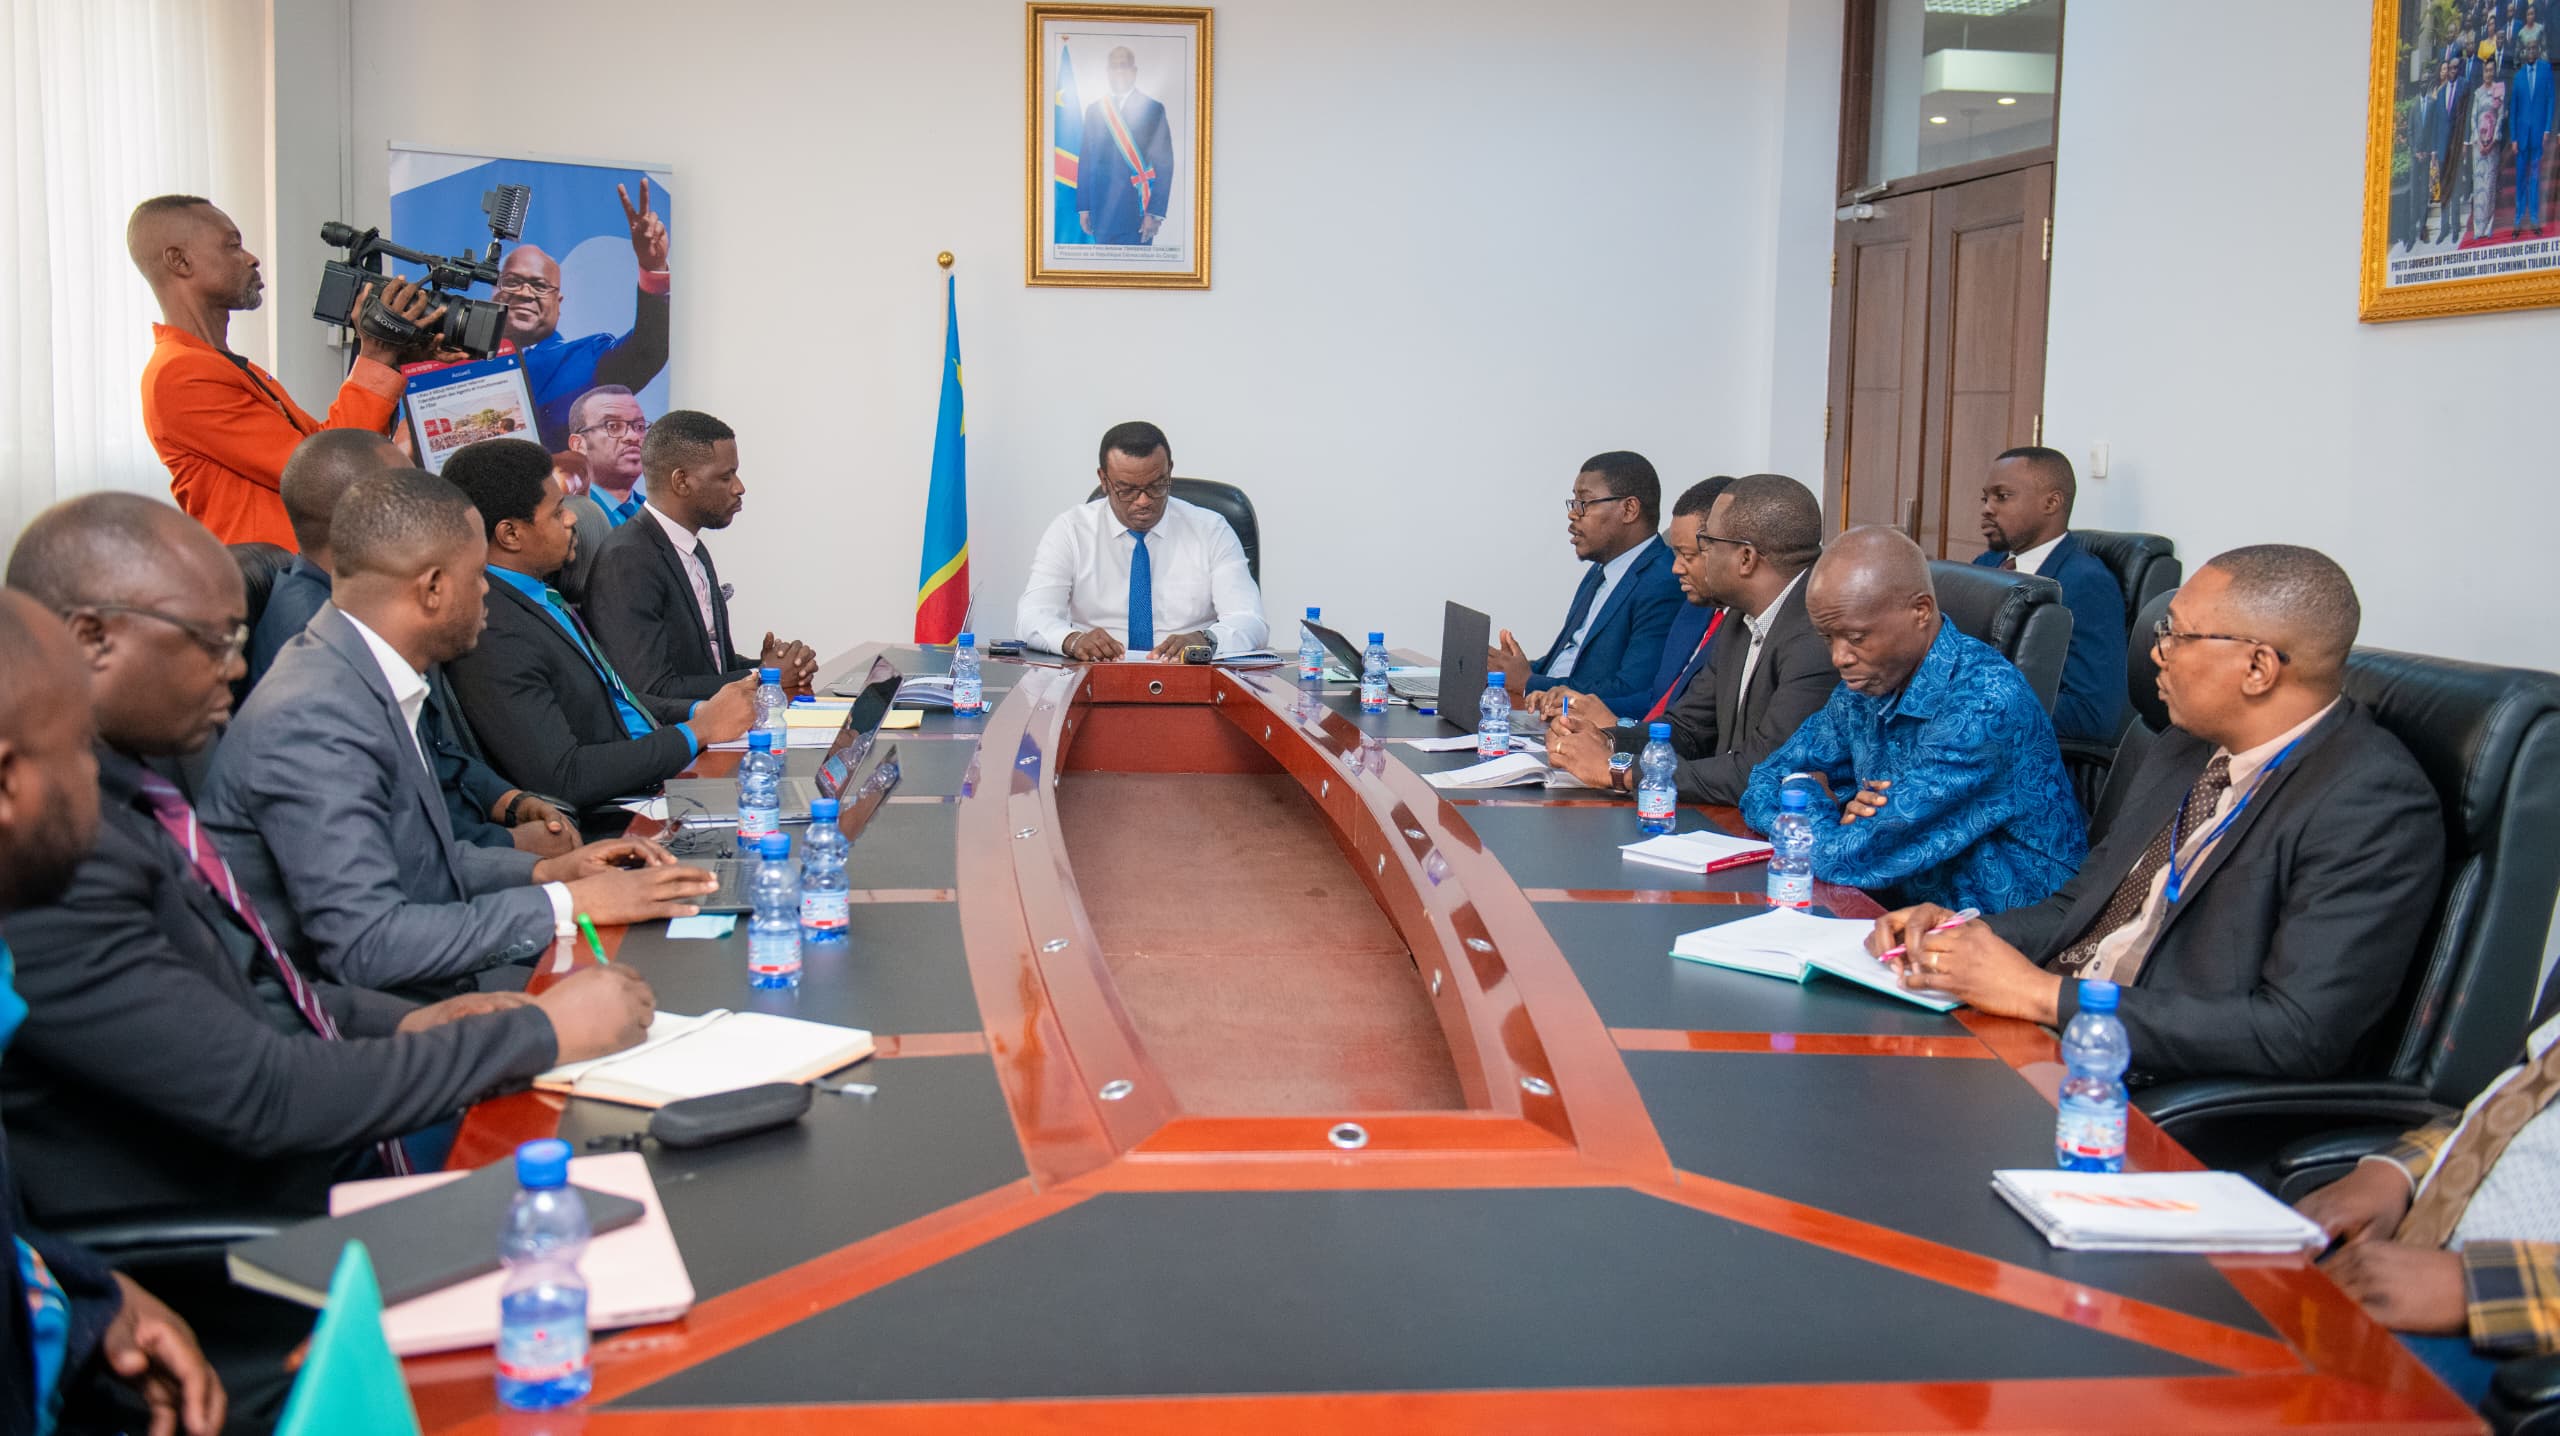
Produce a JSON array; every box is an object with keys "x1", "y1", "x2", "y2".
[{"x1": 1878, "y1": 907, "x2": 1983, "y2": 962}]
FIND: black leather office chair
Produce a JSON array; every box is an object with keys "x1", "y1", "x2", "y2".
[
  {"x1": 1083, "y1": 478, "x2": 1260, "y2": 584},
  {"x1": 2141, "y1": 647, "x2": 2560, "y2": 1179},
  {"x1": 1926, "y1": 561, "x2": 2073, "y2": 715},
  {"x1": 2056, "y1": 533, "x2": 2181, "y2": 813},
  {"x1": 2088, "y1": 589, "x2": 2177, "y2": 843},
  {"x1": 230, "y1": 541, "x2": 295, "y2": 632}
]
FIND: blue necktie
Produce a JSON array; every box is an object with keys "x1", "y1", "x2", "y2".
[
  {"x1": 1547, "y1": 564, "x2": 1606, "y2": 665},
  {"x1": 1126, "y1": 531, "x2": 1155, "y2": 651}
]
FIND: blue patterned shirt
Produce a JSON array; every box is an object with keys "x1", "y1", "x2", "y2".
[{"x1": 1741, "y1": 617, "x2": 2085, "y2": 913}]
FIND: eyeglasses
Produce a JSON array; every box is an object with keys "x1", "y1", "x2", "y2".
[
  {"x1": 72, "y1": 604, "x2": 249, "y2": 663},
  {"x1": 492, "y1": 276, "x2": 559, "y2": 298},
  {"x1": 1105, "y1": 479, "x2": 1174, "y2": 505},
  {"x1": 1564, "y1": 494, "x2": 1636, "y2": 518},
  {"x1": 576, "y1": 418, "x2": 649, "y2": 441},
  {"x1": 2152, "y1": 615, "x2": 2290, "y2": 664}
]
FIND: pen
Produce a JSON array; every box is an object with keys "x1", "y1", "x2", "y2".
[
  {"x1": 576, "y1": 913, "x2": 611, "y2": 966},
  {"x1": 1879, "y1": 907, "x2": 1981, "y2": 962}
]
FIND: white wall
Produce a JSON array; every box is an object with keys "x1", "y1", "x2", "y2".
[
  {"x1": 302, "y1": 0, "x2": 1840, "y2": 659},
  {"x1": 2045, "y1": 0, "x2": 2559, "y2": 672}
]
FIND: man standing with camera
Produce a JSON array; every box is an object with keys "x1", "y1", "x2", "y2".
[{"x1": 130, "y1": 195, "x2": 447, "y2": 549}]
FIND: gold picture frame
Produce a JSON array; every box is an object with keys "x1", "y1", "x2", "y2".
[
  {"x1": 1026, "y1": 4, "x2": 1213, "y2": 289},
  {"x1": 2361, "y1": 0, "x2": 2560, "y2": 321}
]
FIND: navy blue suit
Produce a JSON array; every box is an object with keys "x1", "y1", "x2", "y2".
[
  {"x1": 1076, "y1": 92, "x2": 1175, "y2": 244},
  {"x1": 1527, "y1": 536, "x2": 1686, "y2": 704},
  {"x1": 1589, "y1": 600, "x2": 1718, "y2": 719},
  {"x1": 1973, "y1": 533, "x2": 2127, "y2": 743}
]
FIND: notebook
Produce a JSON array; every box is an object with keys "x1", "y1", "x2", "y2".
[
  {"x1": 1620, "y1": 830, "x2": 1774, "y2": 874},
  {"x1": 327, "y1": 1152, "x2": 696, "y2": 1355},
  {"x1": 1991, "y1": 1170, "x2": 2329, "y2": 1253},
  {"x1": 1669, "y1": 907, "x2": 1963, "y2": 1011},
  {"x1": 1421, "y1": 753, "x2": 1592, "y2": 790},
  {"x1": 535, "y1": 1010, "x2": 874, "y2": 1108},
  {"x1": 227, "y1": 1161, "x2": 644, "y2": 1310}
]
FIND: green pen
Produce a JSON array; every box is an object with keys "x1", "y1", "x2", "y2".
[{"x1": 575, "y1": 913, "x2": 611, "y2": 966}]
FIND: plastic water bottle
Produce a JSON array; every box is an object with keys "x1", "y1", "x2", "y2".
[
  {"x1": 1635, "y1": 722, "x2": 1677, "y2": 834},
  {"x1": 753, "y1": 666, "x2": 787, "y2": 740},
  {"x1": 1476, "y1": 674, "x2": 1512, "y2": 759},
  {"x1": 736, "y1": 730, "x2": 781, "y2": 851},
  {"x1": 800, "y1": 796, "x2": 850, "y2": 943},
  {"x1": 950, "y1": 632, "x2": 985, "y2": 716},
  {"x1": 2056, "y1": 980, "x2": 2132, "y2": 1172},
  {"x1": 1298, "y1": 607, "x2": 1325, "y2": 683},
  {"x1": 1360, "y1": 632, "x2": 1390, "y2": 714},
  {"x1": 748, "y1": 832, "x2": 802, "y2": 989},
  {"x1": 1766, "y1": 787, "x2": 1815, "y2": 909},
  {"x1": 495, "y1": 1138, "x2": 591, "y2": 1411}
]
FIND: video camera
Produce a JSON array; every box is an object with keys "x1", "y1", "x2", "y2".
[{"x1": 312, "y1": 184, "x2": 531, "y2": 361}]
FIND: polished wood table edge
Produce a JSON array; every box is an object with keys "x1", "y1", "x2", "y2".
[{"x1": 1610, "y1": 1028, "x2": 1999, "y2": 1059}]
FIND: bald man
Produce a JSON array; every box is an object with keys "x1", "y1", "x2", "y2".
[
  {"x1": 1869, "y1": 545, "x2": 2440, "y2": 1083},
  {"x1": 1739, "y1": 526, "x2": 2084, "y2": 914},
  {"x1": 199, "y1": 472, "x2": 717, "y2": 996},
  {"x1": 128, "y1": 193, "x2": 444, "y2": 548},
  {"x1": 0, "y1": 591, "x2": 224, "y2": 1436},
  {"x1": 495, "y1": 176, "x2": 672, "y2": 451}
]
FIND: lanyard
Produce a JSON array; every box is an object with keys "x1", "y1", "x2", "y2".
[{"x1": 2162, "y1": 735, "x2": 2305, "y2": 905}]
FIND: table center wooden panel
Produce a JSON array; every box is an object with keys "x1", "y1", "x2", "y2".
[{"x1": 412, "y1": 644, "x2": 2483, "y2": 1435}]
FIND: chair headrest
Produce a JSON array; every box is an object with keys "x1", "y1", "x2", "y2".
[
  {"x1": 1927, "y1": 560, "x2": 2061, "y2": 657},
  {"x1": 2072, "y1": 530, "x2": 2177, "y2": 612},
  {"x1": 2127, "y1": 589, "x2": 2174, "y2": 733},
  {"x1": 228, "y1": 542, "x2": 296, "y2": 623},
  {"x1": 2343, "y1": 648, "x2": 2560, "y2": 848}
]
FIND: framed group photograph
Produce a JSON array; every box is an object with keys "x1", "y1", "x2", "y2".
[
  {"x1": 2362, "y1": 0, "x2": 2560, "y2": 321},
  {"x1": 1026, "y1": 3, "x2": 1213, "y2": 289}
]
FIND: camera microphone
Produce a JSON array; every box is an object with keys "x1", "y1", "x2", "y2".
[
  {"x1": 318, "y1": 221, "x2": 361, "y2": 247},
  {"x1": 483, "y1": 185, "x2": 531, "y2": 242}
]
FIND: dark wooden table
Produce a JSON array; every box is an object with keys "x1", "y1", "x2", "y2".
[{"x1": 406, "y1": 645, "x2": 2482, "y2": 1435}]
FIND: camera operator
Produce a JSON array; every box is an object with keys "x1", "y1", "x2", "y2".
[{"x1": 129, "y1": 194, "x2": 449, "y2": 550}]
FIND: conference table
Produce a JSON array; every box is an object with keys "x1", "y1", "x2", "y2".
[{"x1": 405, "y1": 642, "x2": 2483, "y2": 1435}]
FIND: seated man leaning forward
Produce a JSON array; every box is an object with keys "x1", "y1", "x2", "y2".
[
  {"x1": 1739, "y1": 525, "x2": 2084, "y2": 914},
  {"x1": 1866, "y1": 545, "x2": 2440, "y2": 1084},
  {"x1": 1016, "y1": 420, "x2": 1268, "y2": 662}
]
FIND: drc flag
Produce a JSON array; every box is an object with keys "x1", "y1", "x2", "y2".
[
  {"x1": 1052, "y1": 40, "x2": 1085, "y2": 243},
  {"x1": 913, "y1": 276, "x2": 969, "y2": 644}
]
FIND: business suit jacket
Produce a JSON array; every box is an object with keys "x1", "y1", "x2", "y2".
[
  {"x1": 0, "y1": 1113, "x2": 119, "y2": 1433},
  {"x1": 1527, "y1": 536, "x2": 1685, "y2": 704},
  {"x1": 1664, "y1": 576, "x2": 1837, "y2": 805},
  {"x1": 1973, "y1": 533, "x2": 2127, "y2": 742},
  {"x1": 199, "y1": 605, "x2": 553, "y2": 994},
  {"x1": 1589, "y1": 599, "x2": 1717, "y2": 720},
  {"x1": 555, "y1": 491, "x2": 612, "y2": 610},
  {"x1": 1986, "y1": 699, "x2": 2443, "y2": 1083},
  {"x1": 0, "y1": 745, "x2": 556, "y2": 1223},
  {"x1": 445, "y1": 574, "x2": 699, "y2": 813},
  {"x1": 584, "y1": 510, "x2": 755, "y2": 704},
  {"x1": 1076, "y1": 91, "x2": 1175, "y2": 240}
]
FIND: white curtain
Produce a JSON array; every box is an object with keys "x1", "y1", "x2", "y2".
[{"x1": 1, "y1": 0, "x2": 269, "y2": 546}]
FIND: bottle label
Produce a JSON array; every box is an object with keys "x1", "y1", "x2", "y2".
[
  {"x1": 738, "y1": 803, "x2": 780, "y2": 842},
  {"x1": 1767, "y1": 873, "x2": 1814, "y2": 909},
  {"x1": 1360, "y1": 682, "x2": 1387, "y2": 712},
  {"x1": 801, "y1": 893, "x2": 850, "y2": 931},
  {"x1": 496, "y1": 1297, "x2": 589, "y2": 1385},
  {"x1": 2055, "y1": 1103, "x2": 2128, "y2": 1168},
  {"x1": 748, "y1": 932, "x2": 802, "y2": 975},
  {"x1": 1636, "y1": 788, "x2": 1676, "y2": 823}
]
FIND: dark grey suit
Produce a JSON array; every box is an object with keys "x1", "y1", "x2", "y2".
[
  {"x1": 583, "y1": 508, "x2": 755, "y2": 704},
  {"x1": 555, "y1": 491, "x2": 611, "y2": 609},
  {"x1": 199, "y1": 604, "x2": 555, "y2": 994},
  {"x1": 1986, "y1": 699, "x2": 2444, "y2": 1083},
  {"x1": 445, "y1": 576, "x2": 700, "y2": 812},
  {"x1": 1665, "y1": 575, "x2": 1835, "y2": 804}
]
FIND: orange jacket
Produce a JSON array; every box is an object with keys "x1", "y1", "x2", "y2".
[{"x1": 138, "y1": 324, "x2": 403, "y2": 549}]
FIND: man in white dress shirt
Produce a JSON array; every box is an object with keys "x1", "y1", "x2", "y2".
[{"x1": 1016, "y1": 421, "x2": 1267, "y2": 661}]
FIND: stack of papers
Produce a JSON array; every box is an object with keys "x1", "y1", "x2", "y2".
[
  {"x1": 1406, "y1": 733, "x2": 1545, "y2": 755},
  {"x1": 1669, "y1": 907, "x2": 1962, "y2": 1011},
  {"x1": 1213, "y1": 649, "x2": 1286, "y2": 669},
  {"x1": 1421, "y1": 753, "x2": 1592, "y2": 790},
  {"x1": 1991, "y1": 1170, "x2": 2328, "y2": 1253},
  {"x1": 895, "y1": 675, "x2": 955, "y2": 709},
  {"x1": 1620, "y1": 830, "x2": 1774, "y2": 874},
  {"x1": 707, "y1": 727, "x2": 841, "y2": 750}
]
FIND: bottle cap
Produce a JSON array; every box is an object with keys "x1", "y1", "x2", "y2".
[
  {"x1": 810, "y1": 796, "x2": 841, "y2": 820},
  {"x1": 748, "y1": 730, "x2": 773, "y2": 751},
  {"x1": 759, "y1": 667, "x2": 780, "y2": 683},
  {"x1": 1648, "y1": 722, "x2": 1671, "y2": 739},
  {"x1": 956, "y1": 632, "x2": 975, "y2": 647},
  {"x1": 1779, "y1": 786, "x2": 1811, "y2": 810},
  {"x1": 1367, "y1": 632, "x2": 1385, "y2": 645},
  {"x1": 1486, "y1": 673, "x2": 1504, "y2": 688},
  {"x1": 760, "y1": 832, "x2": 792, "y2": 860},
  {"x1": 1304, "y1": 606, "x2": 1320, "y2": 620},
  {"x1": 2078, "y1": 979, "x2": 2121, "y2": 1014},
  {"x1": 514, "y1": 1137, "x2": 571, "y2": 1189}
]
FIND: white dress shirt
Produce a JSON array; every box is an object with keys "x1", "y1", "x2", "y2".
[
  {"x1": 1730, "y1": 568, "x2": 1809, "y2": 730},
  {"x1": 1548, "y1": 534, "x2": 1658, "y2": 680},
  {"x1": 1016, "y1": 497, "x2": 1268, "y2": 655},
  {"x1": 644, "y1": 502, "x2": 721, "y2": 664},
  {"x1": 2012, "y1": 531, "x2": 2068, "y2": 577}
]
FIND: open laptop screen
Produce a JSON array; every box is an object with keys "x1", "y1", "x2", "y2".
[{"x1": 817, "y1": 657, "x2": 902, "y2": 799}]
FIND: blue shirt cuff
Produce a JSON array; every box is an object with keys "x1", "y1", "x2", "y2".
[{"x1": 677, "y1": 723, "x2": 701, "y2": 760}]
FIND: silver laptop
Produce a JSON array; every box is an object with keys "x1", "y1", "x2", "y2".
[
  {"x1": 1304, "y1": 616, "x2": 1449, "y2": 705},
  {"x1": 662, "y1": 657, "x2": 901, "y2": 826}
]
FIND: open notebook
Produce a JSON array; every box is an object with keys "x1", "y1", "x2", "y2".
[
  {"x1": 536, "y1": 1010, "x2": 874, "y2": 1108},
  {"x1": 1669, "y1": 907, "x2": 1963, "y2": 1012}
]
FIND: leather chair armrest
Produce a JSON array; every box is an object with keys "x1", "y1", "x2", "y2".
[
  {"x1": 2268, "y1": 1124, "x2": 2421, "y2": 1202},
  {"x1": 2058, "y1": 736, "x2": 2117, "y2": 765},
  {"x1": 53, "y1": 1210, "x2": 291, "y2": 1274},
  {"x1": 2135, "y1": 1077, "x2": 2447, "y2": 1134},
  {"x1": 2489, "y1": 1353, "x2": 2560, "y2": 1433}
]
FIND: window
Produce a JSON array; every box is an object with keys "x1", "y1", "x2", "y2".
[{"x1": 1856, "y1": 0, "x2": 2060, "y2": 189}]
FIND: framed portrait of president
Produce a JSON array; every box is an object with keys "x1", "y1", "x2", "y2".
[
  {"x1": 2361, "y1": 0, "x2": 2560, "y2": 320},
  {"x1": 1027, "y1": 4, "x2": 1213, "y2": 289}
]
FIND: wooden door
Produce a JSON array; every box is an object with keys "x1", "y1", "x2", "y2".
[
  {"x1": 1919, "y1": 164, "x2": 2053, "y2": 562},
  {"x1": 1824, "y1": 190, "x2": 1932, "y2": 536}
]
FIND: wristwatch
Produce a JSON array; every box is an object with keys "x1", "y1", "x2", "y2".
[{"x1": 1607, "y1": 751, "x2": 1636, "y2": 794}]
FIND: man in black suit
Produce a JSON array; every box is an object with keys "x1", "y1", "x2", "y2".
[
  {"x1": 250, "y1": 429, "x2": 579, "y2": 858},
  {"x1": 1545, "y1": 474, "x2": 1835, "y2": 805},
  {"x1": 0, "y1": 494, "x2": 655, "y2": 1420},
  {"x1": 440, "y1": 439, "x2": 758, "y2": 813},
  {"x1": 1868, "y1": 545, "x2": 2442, "y2": 1083},
  {"x1": 583, "y1": 409, "x2": 816, "y2": 705},
  {"x1": 0, "y1": 589, "x2": 222, "y2": 1436}
]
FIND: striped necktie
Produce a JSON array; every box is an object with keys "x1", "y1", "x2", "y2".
[
  {"x1": 539, "y1": 586, "x2": 658, "y2": 732},
  {"x1": 134, "y1": 772, "x2": 411, "y2": 1176}
]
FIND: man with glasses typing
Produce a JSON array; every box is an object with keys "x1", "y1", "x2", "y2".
[
  {"x1": 563, "y1": 387, "x2": 653, "y2": 530},
  {"x1": 1017, "y1": 421, "x2": 1267, "y2": 661},
  {"x1": 1865, "y1": 545, "x2": 2442, "y2": 1083},
  {"x1": 496, "y1": 178, "x2": 672, "y2": 452}
]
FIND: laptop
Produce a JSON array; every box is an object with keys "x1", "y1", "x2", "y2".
[
  {"x1": 1303, "y1": 604, "x2": 1542, "y2": 736},
  {"x1": 662, "y1": 657, "x2": 901, "y2": 829},
  {"x1": 686, "y1": 741, "x2": 901, "y2": 913},
  {"x1": 1304, "y1": 615, "x2": 1454, "y2": 705}
]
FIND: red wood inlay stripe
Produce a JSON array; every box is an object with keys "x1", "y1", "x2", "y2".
[
  {"x1": 1522, "y1": 889, "x2": 1769, "y2": 905},
  {"x1": 1610, "y1": 1028, "x2": 1995, "y2": 1058},
  {"x1": 871, "y1": 1032, "x2": 989, "y2": 1058},
  {"x1": 846, "y1": 888, "x2": 957, "y2": 903}
]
